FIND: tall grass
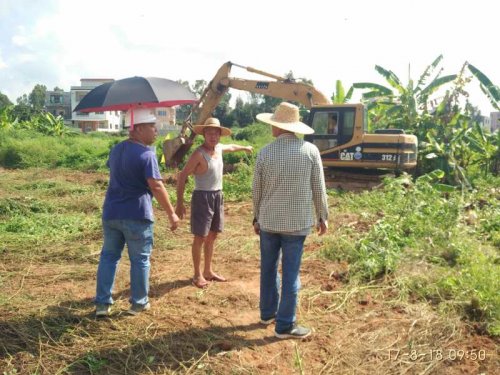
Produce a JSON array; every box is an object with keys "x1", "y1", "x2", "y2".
[
  {"x1": 322, "y1": 174, "x2": 500, "y2": 335},
  {"x1": 0, "y1": 129, "x2": 118, "y2": 170}
]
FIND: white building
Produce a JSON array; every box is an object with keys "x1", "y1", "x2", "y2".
[
  {"x1": 120, "y1": 107, "x2": 177, "y2": 135},
  {"x1": 491, "y1": 112, "x2": 500, "y2": 133},
  {"x1": 153, "y1": 107, "x2": 177, "y2": 135},
  {"x1": 481, "y1": 115, "x2": 491, "y2": 132},
  {"x1": 71, "y1": 79, "x2": 122, "y2": 133}
]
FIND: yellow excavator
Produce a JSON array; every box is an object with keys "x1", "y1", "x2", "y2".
[{"x1": 163, "y1": 61, "x2": 417, "y2": 189}]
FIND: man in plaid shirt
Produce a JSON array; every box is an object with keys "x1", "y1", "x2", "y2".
[{"x1": 253, "y1": 102, "x2": 329, "y2": 339}]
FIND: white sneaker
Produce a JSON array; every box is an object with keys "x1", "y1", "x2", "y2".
[{"x1": 275, "y1": 325, "x2": 312, "y2": 339}]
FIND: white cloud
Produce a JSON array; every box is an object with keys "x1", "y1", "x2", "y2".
[
  {"x1": 11, "y1": 35, "x2": 27, "y2": 46},
  {"x1": 0, "y1": 0, "x2": 498, "y2": 113}
]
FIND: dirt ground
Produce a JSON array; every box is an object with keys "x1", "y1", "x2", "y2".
[{"x1": 0, "y1": 170, "x2": 498, "y2": 374}]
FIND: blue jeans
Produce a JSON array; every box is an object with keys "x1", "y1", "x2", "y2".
[
  {"x1": 259, "y1": 230, "x2": 306, "y2": 333},
  {"x1": 95, "y1": 219, "x2": 154, "y2": 306}
]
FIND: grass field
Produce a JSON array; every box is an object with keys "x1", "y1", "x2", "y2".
[{"x1": 0, "y1": 167, "x2": 498, "y2": 374}]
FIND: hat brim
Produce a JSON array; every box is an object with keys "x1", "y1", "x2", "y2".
[
  {"x1": 125, "y1": 114, "x2": 157, "y2": 127},
  {"x1": 256, "y1": 113, "x2": 314, "y2": 135},
  {"x1": 193, "y1": 125, "x2": 232, "y2": 137}
]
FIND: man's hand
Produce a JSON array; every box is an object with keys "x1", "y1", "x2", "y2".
[
  {"x1": 245, "y1": 146, "x2": 254, "y2": 154},
  {"x1": 317, "y1": 220, "x2": 328, "y2": 236},
  {"x1": 175, "y1": 203, "x2": 186, "y2": 219},
  {"x1": 253, "y1": 222, "x2": 260, "y2": 235},
  {"x1": 168, "y1": 212, "x2": 180, "y2": 231}
]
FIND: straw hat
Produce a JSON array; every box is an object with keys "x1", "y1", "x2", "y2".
[
  {"x1": 193, "y1": 117, "x2": 231, "y2": 136},
  {"x1": 256, "y1": 102, "x2": 314, "y2": 134}
]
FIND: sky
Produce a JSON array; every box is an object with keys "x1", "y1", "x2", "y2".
[{"x1": 0, "y1": 0, "x2": 498, "y2": 114}]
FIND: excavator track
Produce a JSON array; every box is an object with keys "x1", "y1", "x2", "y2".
[{"x1": 324, "y1": 168, "x2": 395, "y2": 192}]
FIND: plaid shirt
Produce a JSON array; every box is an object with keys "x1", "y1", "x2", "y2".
[{"x1": 252, "y1": 134, "x2": 329, "y2": 233}]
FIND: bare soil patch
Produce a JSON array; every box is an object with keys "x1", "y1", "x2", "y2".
[{"x1": 0, "y1": 169, "x2": 498, "y2": 374}]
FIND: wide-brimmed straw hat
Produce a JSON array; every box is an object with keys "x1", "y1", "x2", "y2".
[
  {"x1": 193, "y1": 117, "x2": 231, "y2": 136},
  {"x1": 256, "y1": 102, "x2": 314, "y2": 134}
]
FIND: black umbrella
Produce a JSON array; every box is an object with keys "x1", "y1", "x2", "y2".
[{"x1": 73, "y1": 76, "x2": 197, "y2": 112}]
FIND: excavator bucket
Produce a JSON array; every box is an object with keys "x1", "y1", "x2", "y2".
[
  {"x1": 162, "y1": 136, "x2": 186, "y2": 167},
  {"x1": 162, "y1": 121, "x2": 196, "y2": 168}
]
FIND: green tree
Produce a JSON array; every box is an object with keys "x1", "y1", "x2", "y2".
[
  {"x1": 232, "y1": 96, "x2": 257, "y2": 127},
  {"x1": 13, "y1": 94, "x2": 34, "y2": 122},
  {"x1": 175, "y1": 80, "x2": 195, "y2": 123},
  {"x1": 0, "y1": 91, "x2": 12, "y2": 109},
  {"x1": 192, "y1": 80, "x2": 207, "y2": 97},
  {"x1": 213, "y1": 91, "x2": 233, "y2": 126},
  {"x1": 0, "y1": 105, "x2": 17, "y2": 129},
  {"x1": 29, "y1": 84, "x2": 47, "y2": 111}
]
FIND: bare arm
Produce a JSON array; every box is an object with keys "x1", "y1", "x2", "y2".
[
  {"x1": 175, "y1": 151, "x2": 203, "y2": 219},
  {"x1": 147, "y1": 178, "x2": 179, "y2": 231},
  {"x1": 252, "y1": 153, "x2": 263, "y2": 235},
  {"x1": 310, "y1": 147, "x2": 329, "y2": 236},
  {"x1": 220, "y1": 144, "x2": 253, "y2": 153}
]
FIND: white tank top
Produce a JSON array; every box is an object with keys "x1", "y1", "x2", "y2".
[{"x1": 194, "y1": 144, "x2": 223, "y2": 191}]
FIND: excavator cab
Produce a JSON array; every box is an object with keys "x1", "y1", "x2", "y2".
[
  {"x1": 305, "y1": 105, "x2": 364, "y2": 153},
  {"x1": 305, "y1": 104, "x2": 417, "y2": 170}
]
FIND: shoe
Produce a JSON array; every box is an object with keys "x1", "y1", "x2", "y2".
[
  {"x1": 259, "y1": 316, "x2": 276, "y2": 325},
  {"x1": 127, "y1": 302, "x2": 151, "y2": 316},
  {"x1": 275, "y1": 324, "x2": 311, "y2": 339},
  {"x1": 95, "y1": 304, "x2": 111, "y2": 317}
]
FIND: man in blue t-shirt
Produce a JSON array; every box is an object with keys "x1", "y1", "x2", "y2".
[{"x1": 95, "y1": 108, "x2": 179, "y2": 317}]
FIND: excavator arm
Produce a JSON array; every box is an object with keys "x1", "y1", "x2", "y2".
[{"x1": 163, "y1": 61, "x2": 331, "y2": 167}]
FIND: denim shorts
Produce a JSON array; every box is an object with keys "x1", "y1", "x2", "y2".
[{"x1": 190, "y1": 190, "x2": 223, "y2": 237}]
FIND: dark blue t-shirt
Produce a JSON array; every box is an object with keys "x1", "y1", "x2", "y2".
[{"x1": 102, "y1": 140, "x2": 162, "y2": 222}]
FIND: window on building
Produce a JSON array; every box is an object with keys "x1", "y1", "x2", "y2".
[
  {"x1": 76, "y1": 92, "x2": 87, "y2": 101},
  {"x1": 50, "y1": 95, "x2": 62, "y2": 104},
  {"x1": 157, "y1": 110, "x2": 167, "y2": 116}
]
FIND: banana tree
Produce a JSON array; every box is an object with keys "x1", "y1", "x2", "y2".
[
  {"x1": 421, "y1": 119, "x2": 473, "y2": 187},
  {"x1": 331, "y1": 80, "x2": 354, "y2": 104},
  {"x1": 465, "y1": 122, "x2": 500, "y2": 175},
  {"x1": 33, "y1": 112, "x2": 73, "y2": 136},
  {"x1": 352, "y1": 55, "x2": 457, "y2": 132},
  {"x1": 0, "y1": 106, "x2": 18, "y2": 130},
  {"x1": 467, "y1": 63, "x2": 500, "y2": 110}
]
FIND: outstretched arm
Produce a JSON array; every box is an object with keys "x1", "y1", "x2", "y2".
[{"x1": 221, "y1": 144, "x2": 253, "y2": 153}]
